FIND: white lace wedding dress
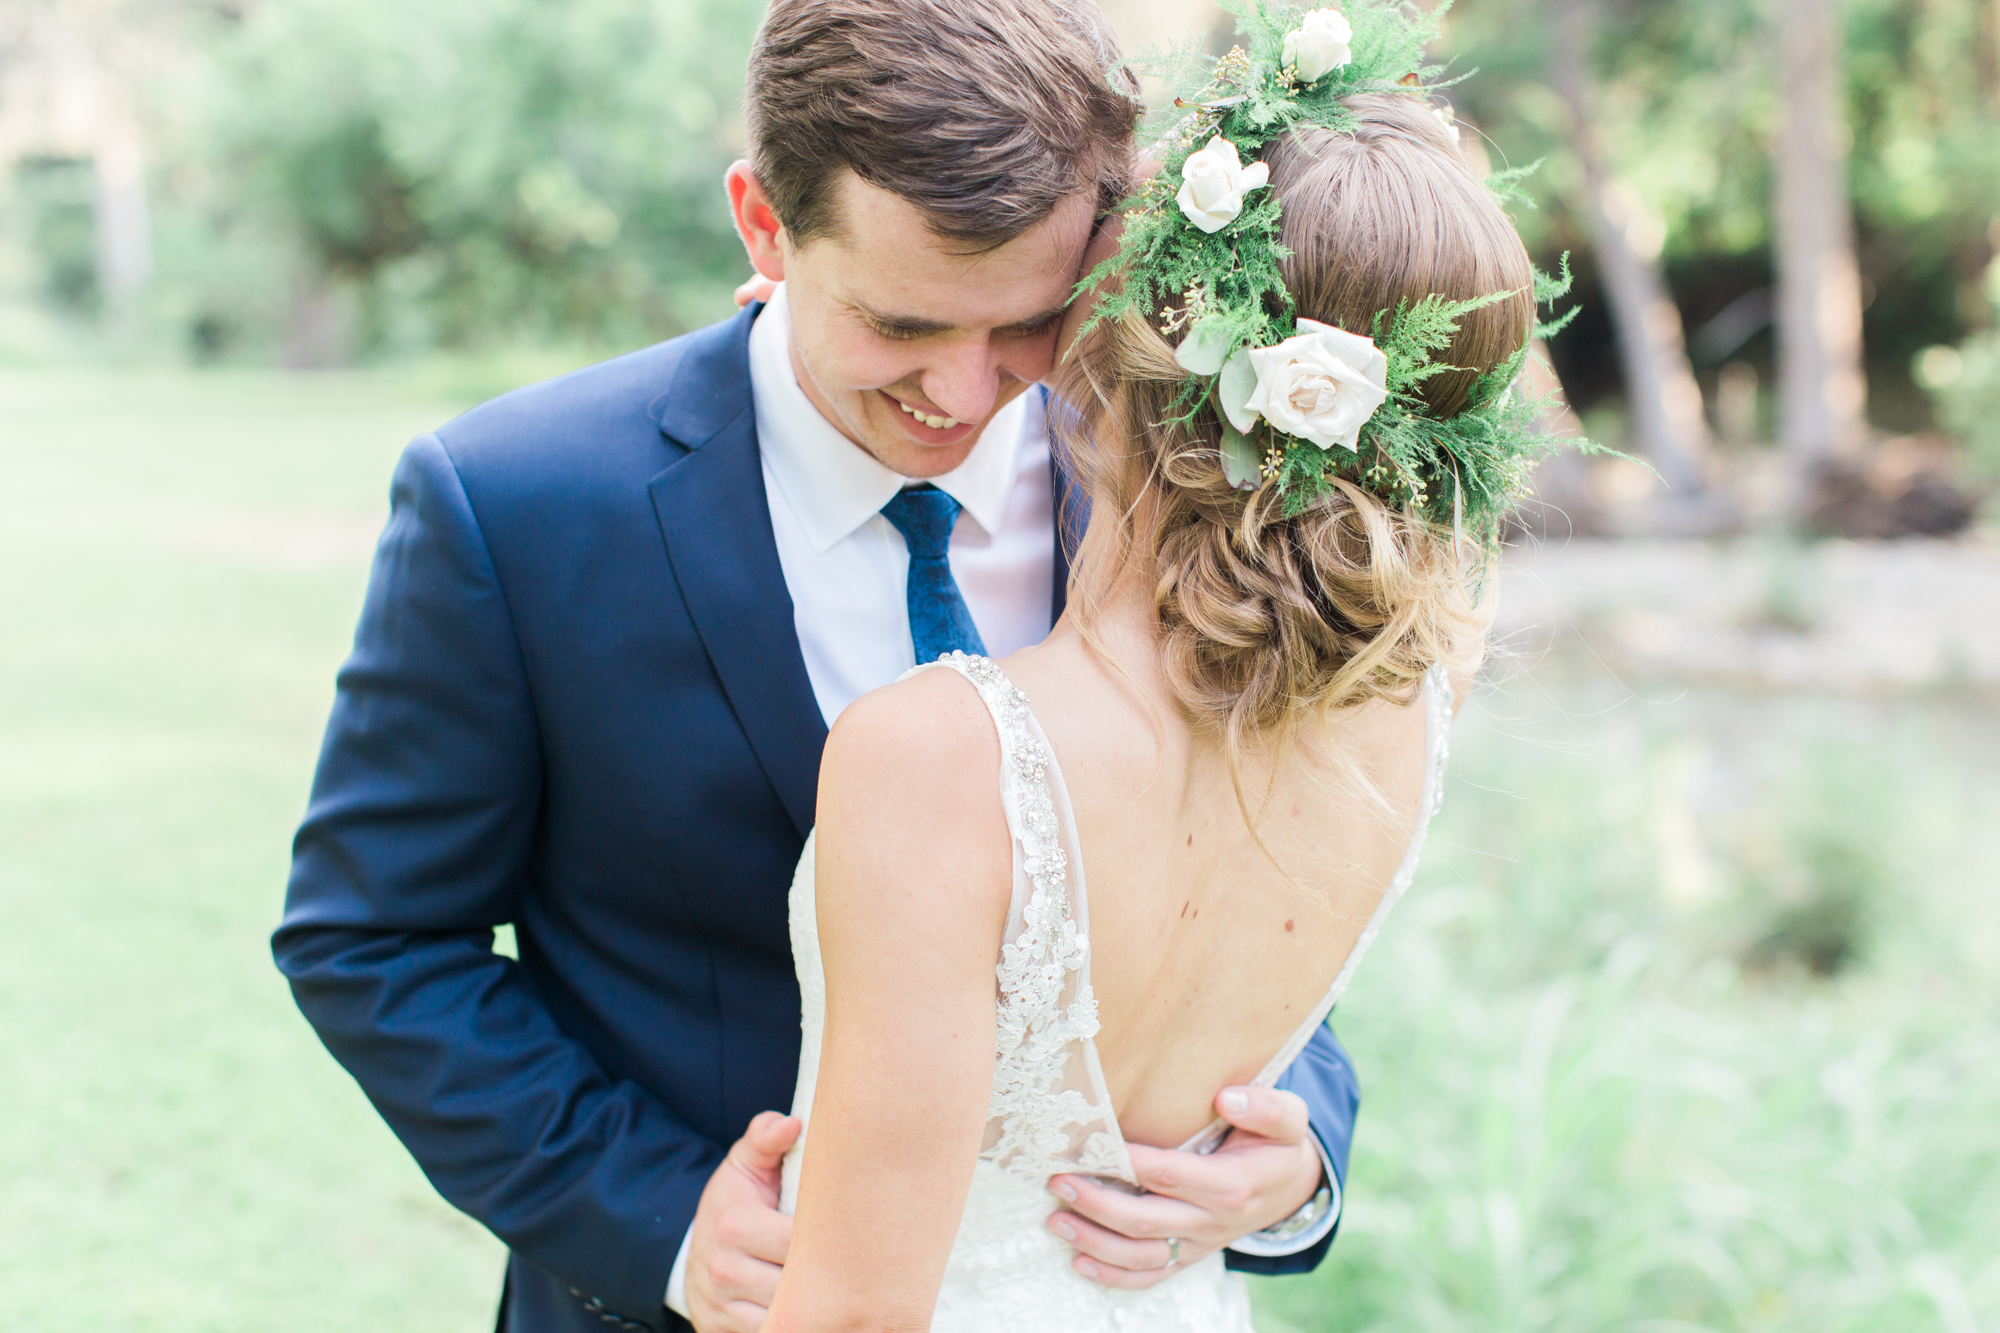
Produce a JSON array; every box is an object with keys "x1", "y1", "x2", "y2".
[{"x1": 779, "y1": 652, "x2": 1451, "y2": 1331}]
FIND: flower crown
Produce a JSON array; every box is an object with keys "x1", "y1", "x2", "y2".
[{"x1": 1079, "y1": 0, "x2": 1599, "y2": 542}]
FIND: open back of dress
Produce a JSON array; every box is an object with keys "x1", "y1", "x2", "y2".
[{"x1": 779, "y1": 651, "x2": 1451, "y2": 1332}]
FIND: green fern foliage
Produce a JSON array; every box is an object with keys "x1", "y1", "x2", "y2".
[{"x1": 1076, "y1": 0, "x2": 1600, "y2": 545}]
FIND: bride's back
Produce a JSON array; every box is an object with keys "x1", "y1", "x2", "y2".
[
  {"x1": 1018, "y1": 91, "x2": 1535, "y2": 1147},
  {"x1": 1001, "y1": 634, "x2": 1440, "y2": 1147}
]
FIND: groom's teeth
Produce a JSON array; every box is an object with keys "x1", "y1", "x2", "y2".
[{"x1": 894, "y1": 397, "x2": 959, "y2": 430}]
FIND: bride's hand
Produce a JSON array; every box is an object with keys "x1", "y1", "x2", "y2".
[
  {"x1": 734, "y1": 273, "x2": 779, "y2": 308},
  {"x1": 1043, "y1": 1086, "x2": 1322, "y2": 1290}
]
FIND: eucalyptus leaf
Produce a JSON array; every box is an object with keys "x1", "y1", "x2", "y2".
[
  {"x1": 1220, "y1": 422, "x2": 1264, "y2": 490},
  {"x1": 1218, "y1": 349, "x2": 1261, "y2": 434},
  {"x1": 1174, "y1": 319, "x2": 1233, "y2": 375}
]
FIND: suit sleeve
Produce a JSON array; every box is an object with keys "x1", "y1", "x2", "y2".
[
  {"x1": 1222, "y1": 1021, "x2": 1359, "y2": 1277},
  {"x1": 273, "y1": 434, "x2": 710, "y2": 1329}
]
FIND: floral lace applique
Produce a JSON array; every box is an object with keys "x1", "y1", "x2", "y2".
[{"x1": 927, "y1": 653, "x2": 1134, "y2": 1189}]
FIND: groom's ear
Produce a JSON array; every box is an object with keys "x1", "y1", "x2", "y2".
[{"x1": 726, "y1": 160, "x2": 790, "y2": 283}]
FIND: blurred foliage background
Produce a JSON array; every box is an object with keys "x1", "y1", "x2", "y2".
[
  {"x1": 3, "y1": 1, "x2": 1998, "y2": 1330},
  {"x1": 3, "y1": 0, "x2": 1998, "y2": 483},
  {"x1": 1451, "y1": 0, "x2": 1998, "y2": 429},
  {"x1": 2, "y1": 0, "x2": 762, "y2": 383}
]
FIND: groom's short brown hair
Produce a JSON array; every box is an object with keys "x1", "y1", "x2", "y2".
[{"x1": 746, "y1": 0, "x2": 1139, "y2": 251}]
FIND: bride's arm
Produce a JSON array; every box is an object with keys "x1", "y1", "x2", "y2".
[{"x1": 764, "y1": 670, "x2": 1013, "y2": 1333}]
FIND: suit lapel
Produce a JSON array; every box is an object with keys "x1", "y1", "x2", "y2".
[
  {"x1": 650, "y1": 306, "x2": 827, "y2": 839},
  {"x1": 649, "y1": 318, "x2": 1088, "y2": 836}
]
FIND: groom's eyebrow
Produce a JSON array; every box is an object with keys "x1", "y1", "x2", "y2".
[{"x1": 853, "y1": 301, "x2": 1069, "y2": 336}]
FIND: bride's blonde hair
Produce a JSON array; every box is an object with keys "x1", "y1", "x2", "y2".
[{"x1": 1053, "y1": 94, "x2": 1534, "y2": 760}]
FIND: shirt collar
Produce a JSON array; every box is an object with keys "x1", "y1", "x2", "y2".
[{"x1": 749, "y1": 284, "x2": 1030, "y2": 554}]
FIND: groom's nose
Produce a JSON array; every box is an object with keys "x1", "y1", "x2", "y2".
[{"x1": 919, "y1": 334, "x2": 1009, "y2": 425}]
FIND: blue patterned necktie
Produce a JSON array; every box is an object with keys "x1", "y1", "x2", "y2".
[{"x1": 880, "y1": 484, "x2": 987, "y2": 664}]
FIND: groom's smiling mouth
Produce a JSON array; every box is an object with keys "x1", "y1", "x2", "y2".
[
  {"x1": 881, "y1": 390, "x2": 974, "y2": 442},
  {"x1": 887, "y1": 393, "x2": 959, "y2": 430}
]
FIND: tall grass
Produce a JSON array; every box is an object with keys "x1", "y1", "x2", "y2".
[{"x1": 1255, "y1": 671, "x2": 2000, "y2": 1332}]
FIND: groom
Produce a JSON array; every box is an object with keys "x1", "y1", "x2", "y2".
[{"x1": 275, "y1": 2, "x2": 1359, "y2": 1330}]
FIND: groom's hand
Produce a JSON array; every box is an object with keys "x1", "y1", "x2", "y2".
[
  {"x1": 1045, "y1": 1086, "x2": 1321, "y2": 1291},
  {"x1": 685, "y1": 1110, "x2": 800, "y2": 1333}
]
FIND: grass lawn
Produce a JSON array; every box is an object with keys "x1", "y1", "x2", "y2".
[
  {"x1": 0, "y1": 370, "x2": 505, "y2": 1331},
  {"x1": 3, "y1": 369, "x2": 1996, "y2": 1330}
]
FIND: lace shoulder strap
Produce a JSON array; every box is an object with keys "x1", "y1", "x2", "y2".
[{"x1": 908, "y1": 652, "x2": 1135, "y2": 1187}]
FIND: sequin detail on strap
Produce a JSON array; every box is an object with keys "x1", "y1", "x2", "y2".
[{"x1": 921, "y1": 652, "x2": 1136, "y2": 1188}]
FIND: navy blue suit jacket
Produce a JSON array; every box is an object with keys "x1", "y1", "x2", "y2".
[{"x1": 275, "y1": 304, "x2": 1360, "y2": 1333}]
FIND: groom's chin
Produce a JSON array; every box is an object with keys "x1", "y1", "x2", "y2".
[{"x1": 870, "y1": 437, "x2": 984, "y2": 480}]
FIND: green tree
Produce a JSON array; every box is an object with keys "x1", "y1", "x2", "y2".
[
  {"x1": 193, "y1": 0, "x2": 760, "y2": 361},
  {"x1": 1440, "y1": 0, "x2": 1999, "y2": 444}
]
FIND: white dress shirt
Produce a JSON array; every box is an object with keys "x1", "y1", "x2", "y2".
[
  {"x1": 664, "y1": 289, "x2": 1331, "y2": 1318},
  {"x1": 752, "y1": 284, "x2": 1056, "y2": 727}
]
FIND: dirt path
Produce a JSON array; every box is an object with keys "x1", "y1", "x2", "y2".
[{"x1": 1495, "y1": 535, "x2": 2000, "y2": 693}]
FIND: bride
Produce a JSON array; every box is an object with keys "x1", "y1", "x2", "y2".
[{"x1": 764, "y1": 10, "x2": 1560, "y2": 1330}]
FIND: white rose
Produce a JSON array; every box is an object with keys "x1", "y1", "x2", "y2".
[
  {"x1": 1283, "y1": 9, "x2": 1354, "y2": 83},
  {"x1": 1229, "y1": 318, "x2": 1389, "y2": 453},
  {"x1": 1175, "y1": 136, "x2": 1270, "y2": 235}
]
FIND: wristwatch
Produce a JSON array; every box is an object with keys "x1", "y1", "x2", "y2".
[{"x1": 1256, "y1": 1183, "x2": 1334, "y2": 1242}]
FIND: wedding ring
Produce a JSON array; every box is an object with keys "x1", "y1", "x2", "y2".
[{"x1": 1165, "y1": 1237, "x2": 1181, "y2": 1267}]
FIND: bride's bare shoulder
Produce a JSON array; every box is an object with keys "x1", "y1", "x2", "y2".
[
  {"x1": 823, "y1": 663, "x2": 999, "y2": 785},
  {"x1": 815, "y1": 665, "x2": 1010, "y2": 911}
]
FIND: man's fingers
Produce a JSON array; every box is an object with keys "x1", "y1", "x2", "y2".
[
  {"x1": 714, "y1": 1191, "x2": 793, "y2": 1266},
  {"x1": 687, "y1": 1113, "x2": 802, "y2": 1332},
  {"x1": 1067, "y1": 1242, "x2": 1219, "y2": 1292},
  {"x1": 1213, "y1": 1085, "x2": 1311, "y2": 1142},
  {"x1": 746, "y1": 1109, "x2": 803, "y2": 1154},
  {"x1": 1047, "y1": 1208, "x2": 1173, "y2": 1271},
  {"x1": 1036, "y1": 1088, "x2": 1320, "y2": 1294},
  {"x1": 1119, "y1": 1144, "x2": 1261, "y2": 1215},
  {"x1": 1050, "y1": 1174, "x2": 1214, "y2": 1243},
  {"x1": 706, "y1": 1249, "x2": 782, "y2": 1301},
  {"x1": 1070, "y1": 1255, "x2": 1174, "y2": 1291},
  {"x1": 692, "y1": 1243, "x2": 780, "y2": 1329},
  {"x1": 712, "y1": 1298, "x2": 772, "y2": 1333},
  {"x1": 731, "y1": 1111, "x2": 801, "y2": 1175}
]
